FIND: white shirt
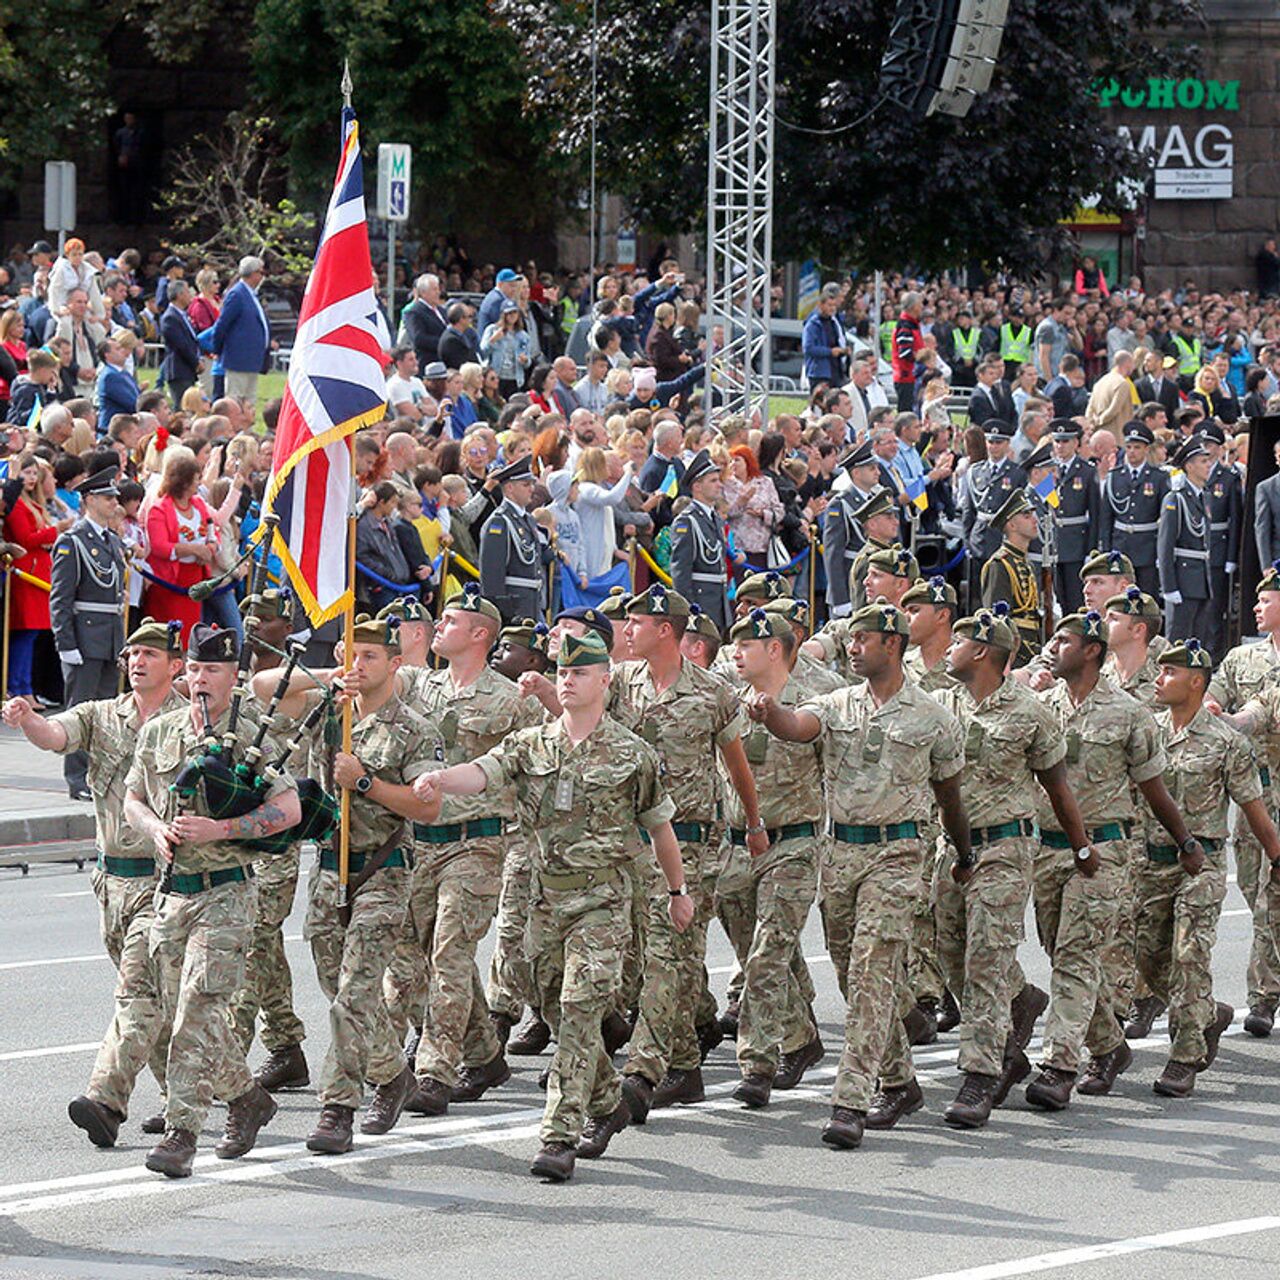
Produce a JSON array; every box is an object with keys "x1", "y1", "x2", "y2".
[{"x1": 386, "y1": 373, "x2": 427, "y2": 412}]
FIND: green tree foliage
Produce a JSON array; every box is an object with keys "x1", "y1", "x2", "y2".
[{"x1": 497, "y1": 0, "x2": 1205, "y2": 273}]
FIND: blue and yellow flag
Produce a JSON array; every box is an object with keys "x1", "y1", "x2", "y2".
[
  {"x1": 1033, "y1": 472, "x2": 1059, "y2": 509},
  {"x1": 903, "y1": 475, "x2": 929, "y2": 512},
  {"x1": 661, "y1": 463, "x2": 680, "y2": 499},
  {"x1": 25, "y1": 398, "x2": 41, "y2": 431}
]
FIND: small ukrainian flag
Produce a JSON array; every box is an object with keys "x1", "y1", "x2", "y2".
[
  {"x1": 25, "y1": 398, "x2": 41, "y2": 431},
  {"x1": 1033, "y1": 472, "x2": 1060, "y2": 509},
  {"x1": 661, "y1": 463, "x2": 680, "y2": 499},
  {"x1": 903, "y1": 475, "x2": 929, "y2": 512}
]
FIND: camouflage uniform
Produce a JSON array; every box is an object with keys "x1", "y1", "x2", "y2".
[
  {"x1": 299, "y1": 689, "x2": 441, "y2": 1109},
  {"x1": 718, "y1": 674, "x2": 825, "y2": 1078},
  {"x1": 127, "y1": 701, "x2": 294, "y2": 1135},
  {"x1": 1034, "y1": 675, "x2": 1165, "y2": 1072},
  {"x1": 486, "y1": 836, "x2": 535, "y2": 1022},
  {"x1": 474, "y1": 716, "x2": 674, "y2": 1144},
  {"x1": 1208, "y1": 638, "x2": 1280, "y2": 1011},
  {"x1": 389, "y1": 664, "x2": 536, "y2": 1088},
  {"x1": 799, "y1": 681, "x2": 964, "y2": 1112},
  {"x1": 610, "y1": 658, "x2": 745, "y2": 1086},
  {"x1": 884, "y1": 677, "x2": 1062, "y2": 1086},
  {"x1": 53, "y1": 690, "x2": 184, "y2": 1117},
  {"x1": 1136, "y1": 704, "x2": 1259, "y2": 1063}
]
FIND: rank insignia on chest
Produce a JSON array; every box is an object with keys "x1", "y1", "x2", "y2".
[
  {"x1": 1143, "y1": 483, "x2": 1155, "y2": 496},
  {"x1": 1213, "y1": 484, "x2": 1223, "y2": 497},
  {"x1": 1001, "y1": 478, "x2": 1011, "y2": 489},
  {"x1": 90, "y1": 548, "x2": 99, "y2": 557},
  {"x1": 1072, "y1": 477, "x2": 1083, "y2": 489}
]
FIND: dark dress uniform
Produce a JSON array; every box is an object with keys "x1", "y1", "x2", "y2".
[
  {"x1": 1098, "y1": 446, "x2": 1169, "y2": 599},
  {"x1": 1158, "y1": 442, "x2": 1213, "y2": 643},
  {"x1": 1051, "y1": 443, "x2": 1098, "y2": 616},
  {"x1": 50, "y1": 469, "x2": 127, "y2": 796},
  {"x1": 1203, "y1": 452, "x2": 1242, "y2": 660},
  {"x1": 670, "y1": 449, "x2": 731, "y2": 634},
  {"x1": 479, "y1": 466, "x2": 553, "y2": 625},
  {"x1": 822, "y1": 486, "x2": 871, "y2": 616}
]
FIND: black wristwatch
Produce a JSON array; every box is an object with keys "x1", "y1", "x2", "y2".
[
  {"x1": 1178, "y1": 836, "x2": 1200, "y2": 855},
  {"x1": 355, "y1": 771, "x2": 373, "y2": 795},
  {"x1": 669, "y1": 884, "x2": 689, "y2": 897}
]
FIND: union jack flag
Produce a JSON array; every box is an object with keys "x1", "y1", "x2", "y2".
[{"x1": 259, "y1": 105, "x2": 389, "y2": 625}]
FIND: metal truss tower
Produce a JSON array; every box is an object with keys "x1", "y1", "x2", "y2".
[{"x1": 704, "y1": 0, "x2": 776, "y2": 420}]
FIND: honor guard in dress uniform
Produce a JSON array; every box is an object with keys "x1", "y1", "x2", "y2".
[
  {"x1": 1199, "y1": 421, "x2": 1242, "y2": 660},
  {"x1": 823, "y1": 441, "x2": 885, "y2": 618},
  {"x1": 670, "y1": 449, "x2": 732, "y2": 634},
  {"x1": 1022, "y1": 441, "x2": 1055, "y2": 582},
  {"x1": 1159, "y1": 435, "x2": 1214, "y2": 643},
  {"x1": 961, "y1": 419, "x2": 1027, "y2": 606},
  {"x1": 479, "y1": 456, "x2": 553, "y2": 625},
  {"x1": 1099, "y1": 421, "x2": 1169, "y2": 599},
  {"x1": 50, "y1": 465, "x2": 127, "y2": 800},
  {"x1": 1049, "y1": 420, "x2": 1098, "y2": 615},
  {"x1": 981, "y1": 488, "x2": 1041, "y2": 667}
]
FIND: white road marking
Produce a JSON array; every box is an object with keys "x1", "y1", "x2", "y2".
[
  {"x1": 0, "y1": 1041, "x2": 99, "y2": 1063},
  {"x1": 50, "y1": 890, "x2": 94, "y2": 899},
  {"x1": 910, "y1": 1216, "x2": 1280, "y2": 1279},
  {"x1": 708, "y1": 952, "x2": 830, "y2": 976},
  {"x1": 0, "y1": 935, "x2": 305, "y2": 973}
]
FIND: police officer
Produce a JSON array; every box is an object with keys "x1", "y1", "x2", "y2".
[
  {"x1": 479, "y1": 455, "x2": 553, "y2": 624},
  {"x1": 981, "y1": 488, "x2": 1041, "y2": 668},
  {"x1": 670, "y1": 448, "x2": 731, "y2": 633},
  {"x1": 961, "y1": 419, "x2": 1027, "y2": 607},
  {"x1": 823, "y1": 441, "x2": 884, "y2": 618},
  {"x1": 1200, "y1": 421, "x2": 1242, "y2": 660},
  {"x1": 50, "y1": 464, "x2": 126, "y2": 800},
  {"x1": 1158, "y1": 435, "x2": 1213, "y2": 643},
  {"x1": 1099, "y1": 421, "x2": 1169, "y2": 599},
  {"x1": 1049, "y1": 420, "x2": 1098, "y2": 615}
]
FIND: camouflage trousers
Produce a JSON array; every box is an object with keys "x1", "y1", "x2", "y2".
[
  {"x1": 1236, "y1": 819, "x2": 1280, "y2": 1007},
  {"x1": 1033, "y1": 839, "x2": 1127, "y2": 1072},
  {"x1": 623, "y1": 854, "x2": 660, "y2": 1017},
  {"x1": 625, "y1": 839, "x2": 718, "y2": 1084},
  {"x1": 88, "y1": 868, "x2": 170, "y2": 1119},
  {"x1": 487, "y1": 840, "x2": 534, "y2": 1022},
  {"x1": 932, "y1": 835, "x2": 1034, "y2": 1078},
  {"x1": 715, "y1": 836, "x2": 819, "y2": 1076},
  {"x1": 306, "y1": 863, "x2": 409, "y2": 1109},
  {"x1": 149, "y1": 877, "x2": 256, "y2": 1135},
  {"x1": 529, "y1": 866, "x2": 631, "y2": 1145},
  {"x1": 228, "y1": 847, "x2": 305, "y2": 1055},
  {"x1": 395, "y1": 844, "x2": 503, "y2": 1088},
  {"x1": 1135, "y1": 851, "x2": 1228, "y2": 1064},
  {"x1": 820, "y1": 837, "x2": 922, "y2": 1112},
  {"x1": 907, "y1": 826, "x2": 946, "y2": 1007}
]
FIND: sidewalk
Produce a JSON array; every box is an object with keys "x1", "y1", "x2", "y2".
[{"x1": 0, "y1": 721, "x2": 96, "y2": 866}]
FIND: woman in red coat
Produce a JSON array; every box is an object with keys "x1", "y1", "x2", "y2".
[
  {"x1": 144, "y1": 452, "x2": 216, "y2": 644},
  {"x1": 4, "y1": 458, "x2": 70, "y2": 699}
]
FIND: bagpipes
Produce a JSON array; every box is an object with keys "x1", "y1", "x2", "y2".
[{"x1": 161, "y1": 516, "x2": 340, "y2": 892}]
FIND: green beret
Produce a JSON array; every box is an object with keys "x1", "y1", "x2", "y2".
[
  {"x1": 444, "y1": 582, "x2": 502, "y2": 625},
  {"x1": 187, "y1": 623, "x2": 239, "y2": 664},
  {"x1": 901, "y1": 574, "x2": 957, "y2": 609},
  {"x1": 626, "y1": 582, "x2": 690, "y2": 619},
  {"x1": 685, "y1": 603, "x2": 722, "y2": 642},
  {"x1": 351, "y1": 613, "x2": 402, "y2": 653},
  {"x1": 729, "y1": 607, "x2": 790, "y2": 644},
  {"x1": 557, "y1": 631, "x2": 611, "y2": 668},
  {"x1": 125, "y1": 616, "x2": 183, "y2": 655},
  {"x1": 953, "y1": 604, "x2": 1016, "y2": 653},
  {"x1": 737, "y1": 570, "x2": 790, "y2": 603},
  {"x1": 1104, "y1": 586, "x2": 1162, "y2": 627},
  {"x1": 762, "y1": 596, "x2": 808, "y2": 627},
  {"x1": 1159, "y1": 637, "x2": 1212, "y2": 670},
  {"x1": 1080, "y1": 549, "x2": 1134, "y2": 581},
  {"x1": 1258, "y1": 559, "x2": 1280, "y2": 594},
  {"x1": 598, "y1": 585, "x2": 631, "y2": 619},
  {"x1": 865, "y1": 543, "x2": 919, "y2": 581},
  {"x1": 376, "y1": 596, "x2": 427, "y2": 624},
  {"x1": 847, "y1": 600, "x2": 910, "y2": 638},
  {"x1": 992, "y1": 487, "x2": 1032, "y2": 531},
  {"x1": 499, "y1": 617, "x2": 550, "y2": 655},
  {"x1": 239, "y1": 589, "x2": 295, "y2": 623},
  {"x1": 1055, "y1": 609, "x2": 1109, "y2": 647}
]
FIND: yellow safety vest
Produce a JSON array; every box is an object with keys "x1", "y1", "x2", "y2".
[
  {"x1": 1171, "y1": 333, "x2": 1201, "y2": 376},
  {"x1": 953, "y1": 327, "x2": 981, "y2": 361},
  {"x1": 1000, "y1": 323, "x2": 1032, "y2": 365}
]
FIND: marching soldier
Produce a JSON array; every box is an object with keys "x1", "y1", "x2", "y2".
[
  {"x1": 414, "y1": 630, "x2": 690, "y2": 1183},
  {"x1": 50, "y1": 465, "x2": 127, "y2": 801},
  {"x1": 764, "y1": 596, "x2": 845, "y2": 695},
  {"x1": 960, "y1": 418, "x2": 1026, "y2": 605},
  {"x1": 1158, "y1": 435, "x2": 1213, "y2": 642},
  {"x1": 1098, "y1": 421, "x2": 1169, "y2": 599},
  {"x1": 1200, "y1": 422, "x2": 1242, "y2": 660},
  {"x1": 1138, "y1": 640, "x2": 1280, "y2": 1097},
  {"x1": 479, "y1": 455, "x2": 553, "y2": 624},
  {"x1": 670, "y1": 448, "x2": 732, "y2": 633},
  {"x1": 124, "y1": 624, "x2": 302, "y2": 1178},
  {"x1": 1050, "y1": 420, "x2": 1098, "y2": 615},
  {"x1": 3, "y1": 618, "x2": 185, "y2": 1147},
  {"x1": 681, "y1": 605, "x2": 723, "y2": 670},
  {"x1": 980, "y1": 488, "x2": 1041, "y2": 667},
  {"x1": 750, "y1": 600, "x2": 969, "y2": 1151},
  {"x1": 1101, "y1": 587, "x2": 1163, "y2": 707},
  {"x1": 823, "y1": 441, "x2": 885, "y2": 618},
  {"x1": 1026, "y1": 612, "x2": 1201, "y2": 1110},
  {"x1": 848, "y1": 491, "x2": 906, "y2": 610}
]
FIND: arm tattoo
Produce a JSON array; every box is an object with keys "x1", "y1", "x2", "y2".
[{"x1": 224, "y1": 801, "x2": 289, "y2": 839}]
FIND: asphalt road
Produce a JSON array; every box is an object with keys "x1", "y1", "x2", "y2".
[{"x1": 3, "y1": 854, "x2": 1280, "y2": 1280}]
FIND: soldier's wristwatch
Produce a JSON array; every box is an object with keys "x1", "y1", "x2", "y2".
[
  {"x1": 355, "y1": 772, "x2": 373, "y2": 795},
  {"x1": 1073, "y1": 846, "x2": 1092, "y2": 863},
  {"x1": 669, "y1": 884, "x2": 689, "y2": 897}
]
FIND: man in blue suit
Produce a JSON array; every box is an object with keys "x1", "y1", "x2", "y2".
[
  {"x1": 95, "y1": 336, "x2": 141, "y2": 434},
  {"x1": 160, "y1": 281, "x2": 202, "y2": 408},
  {"x1": 209, "y1": 255, "x2": 271, "y2": 410}
]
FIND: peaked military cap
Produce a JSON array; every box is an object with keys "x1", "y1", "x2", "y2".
[
  {"x1": 125, "y1": 617, "x2": 183, "y2": 655},
  {"x1": 79, "y1": 464, "x2": 120, "y2": 497},
  {"x1": 851, "y1": 489, "x2": 895, "y2": 523},
  {"x1": 1023, "y1": 440, "x2": 1055, "y2": 471},
  {"x1": 500, "y1": 617, "x2": 550, "y2": 654},
  {"x1": 992, "y1": 486, "x2": 1033, "y2": 530},
  {"x1": 1198, "y1": 420, "x2": 1226, "y2": 445},
  {"x1": 953, "y1": 602, "x2": 1016, "y2": 652},
  {"x1": 557, "y1": 630, "x2": 611, "y2": 668},
  {"x1": 680, "y1": 448, "x2": 719, "y2": 493},
  {"x1": 445, "y1": 582, "x2": 503, "y2": 624},
  {"x1": 847, "y1": 599, "x2": 911, "y2": 637},
  {"x1": 1123, "y1": 420, "x2": 1155, "y2": 445},
  {"x1": 686, "y1": 603, "x2": 723, "y2": 642},
  {"x1": 351, "y1": 613, "x2": 402, "y2": 652},
  {"x1": 376, "y1": 596, "x2": 427, "y2": 624},
  {"x1": 554, "y1": 603, "x2": 614, "y2": 643},
  {"x1": 1055, "y1": 609, "x2": 1109, "y2": 646},
  {"x1": 729, "y1": 606, "x2": 790, "y2": 644},
  {"x1": 625, "y1": 582, "x2": 691, "y2": 619},
  {"x1": 1171, "y1": 435, "x2": 1208, "y2": 468},
  {"x1": 737, "y1": 570, "x2": 790, "y2": 602},
  {"x1": 492, "y1": 454, "x2": 534, "y2": 484},
  {"x1": 837, "y1": 439, "x2": 877, "y2": 472},
  {"x1": 864, "y1": 542, "x2": 920, "y2": 580},
  {"x1": 1080, "y1": 548, "x2": 1134, "y2": 581},
  {"x1": 1159, "y1": 637, "x2": 1212, "y2": 670},
  {"x1": 240, "y1": 588, "x2": 295, "y2": 623},
  {"x1": 1050, "y1": 418, "x2": 1082, "y2": 440},
  {"x1": 188, "y1": 623, "x2": 239, "y2": 663},
  {"x1": 901, "y1": 574, "x2": 957, "y2": 609},
  {"x1": 983, "y1": 418, "x2": 1016, "y2": 439}
]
